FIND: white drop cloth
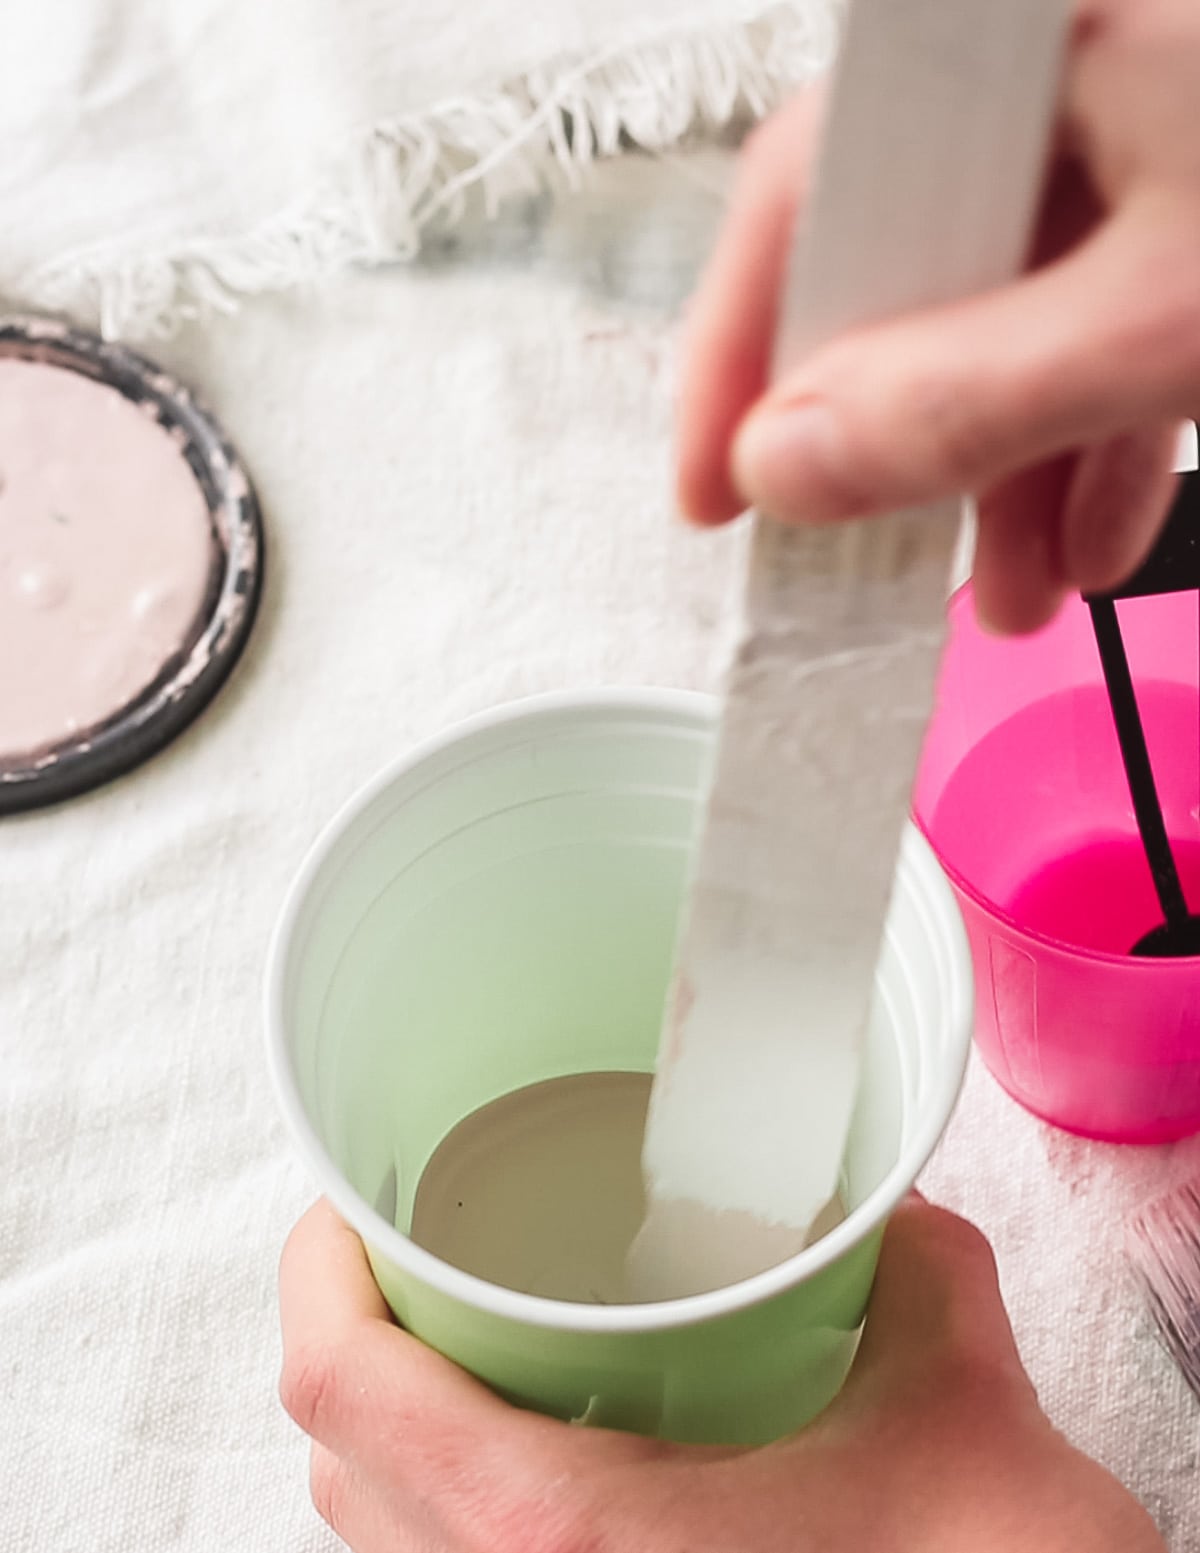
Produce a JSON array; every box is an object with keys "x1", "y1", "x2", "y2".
[
  {"x1": 0, "y1": 0, "x2": 837, "y2": 338},
  {"x1": 1, "y1": 150, "x2": 1198, "y2": 1552}
]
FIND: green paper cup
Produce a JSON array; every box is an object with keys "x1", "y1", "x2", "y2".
[{"x1": 266, "y1": 691, "x2": 972, "y2": 1445}]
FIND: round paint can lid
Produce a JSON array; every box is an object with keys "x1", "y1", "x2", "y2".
[{"x1": 0, "y1": 317, "x2": 264, "y2": 813}]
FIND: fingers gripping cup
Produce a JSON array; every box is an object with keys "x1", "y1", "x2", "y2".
[
  {"x1": 267, "y1": 692, "x2": 972, "y2": 1445},
  {"x1": 915, "y1": 586, "x2": 1200, "y2": 1143}
]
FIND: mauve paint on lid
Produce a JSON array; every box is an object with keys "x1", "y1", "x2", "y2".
[{"x1": 0, "y1": 318, "x2": 263, "y2": 813}]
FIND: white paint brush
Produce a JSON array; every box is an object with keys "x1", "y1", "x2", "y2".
[
  {"x1": 1128, "y1": 1180, "x2": 1200, "y2": 1402},
  {"x1": 630, "y1": 0, "x2": 1073, "y2": 1302}
]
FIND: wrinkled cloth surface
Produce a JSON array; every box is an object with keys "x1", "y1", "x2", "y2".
[{"x1": 2, "y1": 153, "x2": 1198, "y2": 1552}]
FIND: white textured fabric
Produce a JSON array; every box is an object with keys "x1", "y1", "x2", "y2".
[
  {"x1": 0, "y1": 0, "x2": 838, "y2": 339},
  {"x1": 2, "y1": 153, "x2": 1198, "y2": 1552}
]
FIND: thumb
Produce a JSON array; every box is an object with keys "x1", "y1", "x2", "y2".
[
  {"x1": 846, "y1": 1197, "x2": 1033, "y2": 1402},
  {"x1": 730, "y1": 195, "x2": 1200, "y2": 525}
]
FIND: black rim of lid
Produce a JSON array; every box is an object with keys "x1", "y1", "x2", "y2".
[{"x1": 0, "y1": 316, "x2": 265, "y2": 814}]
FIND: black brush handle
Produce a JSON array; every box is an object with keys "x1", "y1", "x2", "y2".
[
  {"x1": 1088, "y1": 597, "x2": 1190, "y2": 928},
  {"x1": 1090, "y1": 471, "x2": 1200, "y2": 600}
]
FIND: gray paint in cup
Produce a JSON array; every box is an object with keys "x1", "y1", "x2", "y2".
[{"x1": 410, "y1": 1071, "x2": 844, "y2": 1304}]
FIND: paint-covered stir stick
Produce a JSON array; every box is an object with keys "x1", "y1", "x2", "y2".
[{"x1": 630, "y1": 0, "x2": 1073, "y2": 1302}]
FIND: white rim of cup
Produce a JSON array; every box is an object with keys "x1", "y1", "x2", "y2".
[{"x1": 265, "y1": 688, "x2": 973, "y2": 1333}]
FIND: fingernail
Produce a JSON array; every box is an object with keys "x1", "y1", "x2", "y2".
[{"x1": 732, "y1": 399, "x2": 859, "y2": 522}]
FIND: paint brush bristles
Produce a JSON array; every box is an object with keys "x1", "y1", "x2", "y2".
[{"x1": 1127, "y1": 1180, "x2": 1200, "y2": 1401}]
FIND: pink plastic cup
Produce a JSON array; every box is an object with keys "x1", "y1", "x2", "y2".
[{"x1": 914, "y1": 584, "x2": 1200, "y2": 1142}]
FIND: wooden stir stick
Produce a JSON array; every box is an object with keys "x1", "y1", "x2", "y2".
[{"x1": 630, "y1": 0, "x2": 1073, "y2": 1302}]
